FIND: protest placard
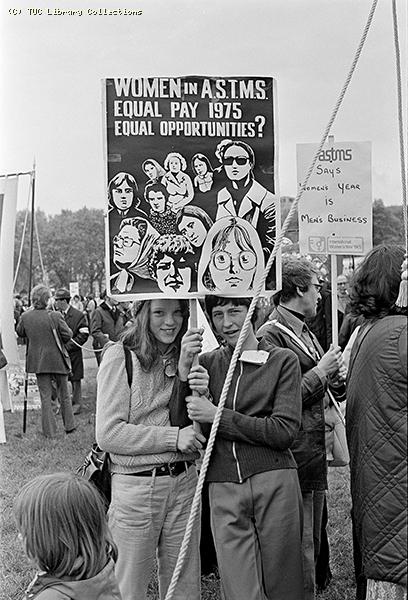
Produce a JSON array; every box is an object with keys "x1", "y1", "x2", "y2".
[
  {"x1": 103, "y1": 76, "x2": 281, "y2": 299},
  {"x1": 297, "y1": 141, "x2": 372, "y2": 256}
]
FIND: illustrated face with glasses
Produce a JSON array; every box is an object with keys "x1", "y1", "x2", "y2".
[
  {"x1": 222, "y1": 144, "x2": 253, "y2": 182},
  {"x1": 113, "y1": 223, "x2": 146, "y2": 266},
  {"x1": 208, "y1": 230, "x2": 258, "y2": 293}
]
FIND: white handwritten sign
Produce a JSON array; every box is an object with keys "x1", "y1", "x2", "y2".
[{"x1": 296, "y1": 141, "x2": 372, "y2": 255}]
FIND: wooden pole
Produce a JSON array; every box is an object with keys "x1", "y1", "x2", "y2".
[
  {"x1": 27, "y1": 163, "x2": 36, "y2": 306},
  {"x1": 331, "y1": 254, "x2": 339, "y2": 347},
  {"x1": 23, "y1": 375, "x2": 28, "y2": 434},
  {"x1": 189, "y1": 298, "x2": 202, "y2": 434},
  {"x1": 24, "y1": 161, "x2": 35, "y2": 433}
]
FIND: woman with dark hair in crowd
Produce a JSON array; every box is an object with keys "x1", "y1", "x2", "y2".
[
  {"x1": 346, "y1": 245, "x2": 407, "y2": 600},
  {"x1": 96, "y1": 299, "x2": 206, "y2": 600}
]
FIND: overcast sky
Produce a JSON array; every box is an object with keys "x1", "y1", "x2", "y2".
[{"x1": 0, "y1": 0, "x2": 406, "y2": 215}]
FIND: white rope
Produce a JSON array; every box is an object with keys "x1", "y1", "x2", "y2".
[
  {"x1": 70, "y1": 338, "x2": 104, "y2": 353},
  {"x1": 391, "y1": 0, "x2": 407, "y2": 250},
  {"x1": 13, "y1": 175, "x2": 32, "y2": 289},
  {"x1": 164, "y1": 2, "x2": 379, "y2": 598}
]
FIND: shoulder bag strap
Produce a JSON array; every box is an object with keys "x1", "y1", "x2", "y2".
[
  {"x1": 271, "y1": 319, "x2": 316, "y2": 361},
  {"x1": 47, "y1": 311, "x2": 71, "y2": 368}
]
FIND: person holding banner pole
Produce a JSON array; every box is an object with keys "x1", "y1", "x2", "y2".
[
  {"x1": 96, "y1": 299, "x2": 206, "y2": 600},
  {"x1": 181, "y1": 295, "x2": 304, "y2": 600}
]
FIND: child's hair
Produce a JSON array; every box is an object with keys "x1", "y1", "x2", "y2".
[{"x1": 13, "y1": 472, "x2": 117, "y2": 580}]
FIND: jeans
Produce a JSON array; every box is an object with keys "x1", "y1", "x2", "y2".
[
  {"x1": 36, "y1": 373, "x2": 75, "y2": 437},
  {"x1": 109, "y1": 466, "x2": 201, "y2": 600}
]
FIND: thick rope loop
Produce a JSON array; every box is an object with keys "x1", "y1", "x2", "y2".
[{"x1": 164, "y1": 2, "x2": 379, "y2": 598}]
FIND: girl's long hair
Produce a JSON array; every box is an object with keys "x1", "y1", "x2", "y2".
[
  {"x1": 13, "y1": 472, "x2": 117, "y2": 580},
  {"x1": 121, "y1": 300, "x2": 190, "y2": 371}
]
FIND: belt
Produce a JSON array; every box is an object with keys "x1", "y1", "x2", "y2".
[{"x1": 128, "y1": 461, "x2": 194, "y2": 478}]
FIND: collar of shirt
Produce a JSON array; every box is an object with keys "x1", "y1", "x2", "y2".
[
  {"x1": 277, "y1": 305, "x2": 320, "y2": 360},
  {"x1": 277, "y1": 305, "x2": 305, "y2": 338}
]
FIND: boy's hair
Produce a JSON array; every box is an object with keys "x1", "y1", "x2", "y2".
[
  {"x1": 204, "y1": 296, "x2": 258, "y2": 328},
  {"x1": 13, "y1": 472, "x2": 117, "y2": 580}
]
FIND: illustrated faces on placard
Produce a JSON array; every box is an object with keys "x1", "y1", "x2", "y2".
[
  {"x1": 144, "y1": 162, "x2": 158, "y2": 180},
  {"x1": 199, "y1": 217, "x2": 263, "y2": 295},
  {"x1": 178, "y1": 215, "x2": 207, "y2": 248},
  {"x1": 147, "y1": 190, "x2": 166, "y2": 213},
  {"x1": 156, "y1": 253, "x2": 192, "y2": 293},
  {"x1": 113, "y1": 222, "x2": 145, "y2": 266},
  {"x1": 193, "y1": 157, "x2": 208, "y2": 176},
  {"x1": 210, "y1": 234, "x2": 257, "y2": 292},
  {"x1": 169, "y1": 156, "x2": 182, "y2": 174},
  {"x1": 222, "y1": 144, "x2": 253, "y2": 182},
  {"x1": 109, "y1": 173, "x2": 138, "y2": 211}
]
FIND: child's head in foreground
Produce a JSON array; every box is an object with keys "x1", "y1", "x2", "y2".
[{"x1": 13, "y1": 472, "x2": 117, "y2": 580}]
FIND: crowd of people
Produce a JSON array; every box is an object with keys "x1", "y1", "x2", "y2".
[{"x1": 9, "y1": 244, "x2": 407, "y2": 600}]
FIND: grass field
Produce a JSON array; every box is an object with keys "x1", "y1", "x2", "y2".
[{"x1": 0, "y1": 355, "x2": 356, "y2": 599}]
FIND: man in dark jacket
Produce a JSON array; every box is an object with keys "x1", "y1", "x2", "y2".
[
  {"x1": 257, "y1": 256, "x2": 346, "y2": 600},
  {"x1": 54, "y1": 288, "x2": 89, "y2": 414},
  {"x1": 90, "y1": 291, "x2": 126, "y2": 365},
  {"x1": 16, "y1": 284, "x2": 75, "y2": 437}
]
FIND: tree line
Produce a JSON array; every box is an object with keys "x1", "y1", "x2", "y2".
[
  {"x1": 13, "y1": 200, "x2": 405, "y2": 295},
  {"x1": 13, "y1": 207, "x2": 105, "y2": 295}
]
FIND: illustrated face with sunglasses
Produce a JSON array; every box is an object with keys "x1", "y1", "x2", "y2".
[{"x1": 222, "y1": 144, "x2": 253, "y2": 182}]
